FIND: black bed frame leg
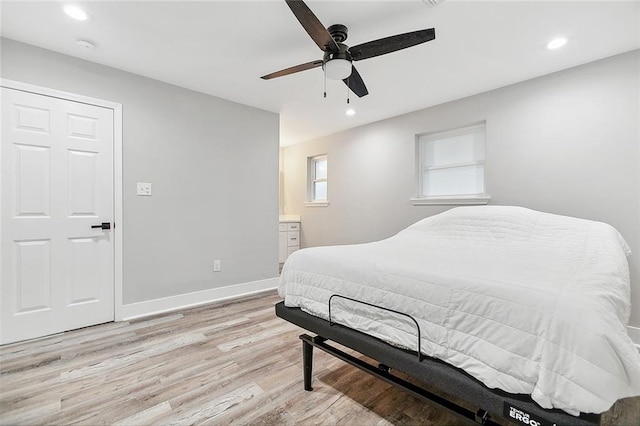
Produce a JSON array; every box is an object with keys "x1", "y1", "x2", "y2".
[{"x1": 301, "y1": 335, "x2": 314, "y2": 391}]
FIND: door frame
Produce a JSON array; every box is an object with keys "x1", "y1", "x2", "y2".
[{"x1": 0, "y1": 78, "x2": 125, "y2": 323}]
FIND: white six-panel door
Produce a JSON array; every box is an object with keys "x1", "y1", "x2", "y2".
[{"x1": 1, "y1": 87, "x2": 115, "y2": 344}]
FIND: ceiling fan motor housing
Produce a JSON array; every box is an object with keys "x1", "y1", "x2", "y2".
[{"x1": 327, "y1": 24, "x2": 348, "y2": 43}]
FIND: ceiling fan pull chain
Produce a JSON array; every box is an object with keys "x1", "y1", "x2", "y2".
[
  {"x1": 324, "y1": 66, "x2": 327, "y2": 98},
  {"x1": 347, "y1": 76, "x2": 350, "y2": 104}
]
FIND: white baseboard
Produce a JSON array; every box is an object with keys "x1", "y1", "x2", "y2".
[
  {"x1": 628, "y1": 325, "x2": 640, "y2": 352},
  {"x1": 120, "y1": 277, "x2": 279, "y2": 321}
]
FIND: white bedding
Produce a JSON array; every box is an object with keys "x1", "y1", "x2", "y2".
[{"x1": 278, "y1": 206, "x2": 640, "y2": 415}]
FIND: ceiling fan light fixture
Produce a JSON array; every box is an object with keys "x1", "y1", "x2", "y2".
[{"x1": 324, "y1": 59, "x2": 352, "y2": 80}]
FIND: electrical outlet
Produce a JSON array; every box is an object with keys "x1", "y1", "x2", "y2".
[
  {"x1": 213, "y1": 260, "x2": 221, "y2": 272},
  {"x1": 137, "y1": 182, "x2": 152, "y2": 196}
]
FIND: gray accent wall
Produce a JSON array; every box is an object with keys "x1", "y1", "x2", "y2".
[
  {"x1": 1, "y1": 38, "x2": 280, "y2": 304},
  {"x1": 282, "y1": 50, "x2": 640, "y2": 327}
]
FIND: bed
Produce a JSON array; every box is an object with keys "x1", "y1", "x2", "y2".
[{"x1": 276, "y1": 206, "x2": 640, "y2": 424}]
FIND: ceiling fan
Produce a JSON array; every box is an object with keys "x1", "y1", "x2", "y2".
[{"x1": 261, "y1": 0, "x2": 436, "y2": 98}]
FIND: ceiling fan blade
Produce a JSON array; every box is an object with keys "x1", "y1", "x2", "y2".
[
  {"x1": 350, "y1": 28, "x2": 435, "y2": 61},
  {"x1": 285, "y1": 0, "x2": 339, "y2": 52},
  {"x1": 261, "y1": 60, "x2": 324, "y2": 80},
  {"x1": 343, "y1": 66, "x2": 368, "y2": 97}
]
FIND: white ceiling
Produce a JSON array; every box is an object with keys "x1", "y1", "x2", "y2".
[{"x1": 1, "y1": 1, "x2": 639, "y2": 145}]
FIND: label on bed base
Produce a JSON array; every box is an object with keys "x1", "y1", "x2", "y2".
[{"x1": 503, "y1": 403, "x2": 556, "y2": 426}]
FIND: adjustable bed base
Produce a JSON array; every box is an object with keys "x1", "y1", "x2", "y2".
[{"x1": 275, "y1": 301, "x2": 601, "y2": 426}]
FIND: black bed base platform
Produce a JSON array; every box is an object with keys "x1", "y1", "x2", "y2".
[{"x1": 275, "y1": 301, "x2": 601, "y2": 426}]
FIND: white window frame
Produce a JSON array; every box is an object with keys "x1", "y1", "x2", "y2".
[
  {"x1": 306, "y1": 154, "x2": 329, "y2": 207},
  {"x1": 411, "y1": 122, "x2": 490, "y2": 205}
]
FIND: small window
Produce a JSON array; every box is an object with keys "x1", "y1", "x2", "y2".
[
  {"x1": 412, "y1": 123, "x2": 490, "y2": 205},
  {"x1": 306, "y1": 155, "x2": 329, "y2": 206}
]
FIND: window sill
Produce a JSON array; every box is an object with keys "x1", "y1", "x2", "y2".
[
  {"x1": 410, "y1": 195, "x2": 491, "y2": 206},
  {"x1": 305, "y1": 201, "x2": 330, "y2": 207}
]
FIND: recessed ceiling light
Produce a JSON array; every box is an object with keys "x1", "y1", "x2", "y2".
[
  {"x1": 64, "y1": 5, "x2": 89, "y2": 21},
  {"x1": 546, "y1": 37, "x2": 568, "y2": 50},
  {"x1": 346, "y1": 109, "x2": 355, "y2": 116}
]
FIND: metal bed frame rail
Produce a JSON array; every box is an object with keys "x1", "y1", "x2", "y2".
[{"x1": 328, "y1": 294, "x2": 423, "y2": 362}]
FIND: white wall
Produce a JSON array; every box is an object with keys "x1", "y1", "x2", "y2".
[
  {"x1": 283, "y1": 50, "x2": 640, "y2": 327},
  {"x1": 1, "y1": 38, "x2": 280, "y2": 305}
]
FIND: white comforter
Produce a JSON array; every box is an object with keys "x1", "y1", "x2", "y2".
[{"x1": 278, "y1": 206, "x2": 640, "y2": 415}]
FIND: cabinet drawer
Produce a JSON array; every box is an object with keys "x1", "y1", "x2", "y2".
[
  {"x1": 287, "y1": 222, "x2": 300, "y2": 231},
  {"x1": 287, "y1": 231, "x2": 299, "y2": 246},
  {"x1": 287, "y1": 246, "x2": 299, "y2": 256},
  {"x1": 279, "y1": 223, "x2": 287, "y2": 232}
]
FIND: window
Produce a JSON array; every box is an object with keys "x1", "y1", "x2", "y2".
[
  {"x1": 306, "y1": 155, "x2": 329, "y2": 206},
  {"x1": 412, "y1": 123, "x2": 490, "y2": 205}
]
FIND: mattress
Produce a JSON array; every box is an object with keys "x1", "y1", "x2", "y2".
[{"x1": 278, "y1": 206, "x2": 640, "y2": 416}]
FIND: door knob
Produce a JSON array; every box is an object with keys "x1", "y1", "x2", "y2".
[{"x1": 91, "y1": 222, "x2": 111, "y2": 230}]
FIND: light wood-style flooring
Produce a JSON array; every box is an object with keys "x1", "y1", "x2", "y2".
[{"x1": 1, "y1": 291, "x2": 638, "y2": 425}]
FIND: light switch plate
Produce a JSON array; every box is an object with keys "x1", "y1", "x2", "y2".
[{"x1": 137, "y1": 182, "x2": 152, "y2": 196}]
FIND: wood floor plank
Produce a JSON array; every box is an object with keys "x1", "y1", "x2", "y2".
[
  {"x1": 1, "y1": 290, "x2": 638, "y2": 425},
  {"x1": 60, "y1": 333, "x2": 207, "y2": 381},
  {"x1": 113, "y1": 401, "x2": 173, "y2": 426},
  {"x1": 167, "y1": 382, "x2": 265, "y2": 425},
  {"x1": 1, "y1": 398, "x2": 61, "y2": 425}
]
